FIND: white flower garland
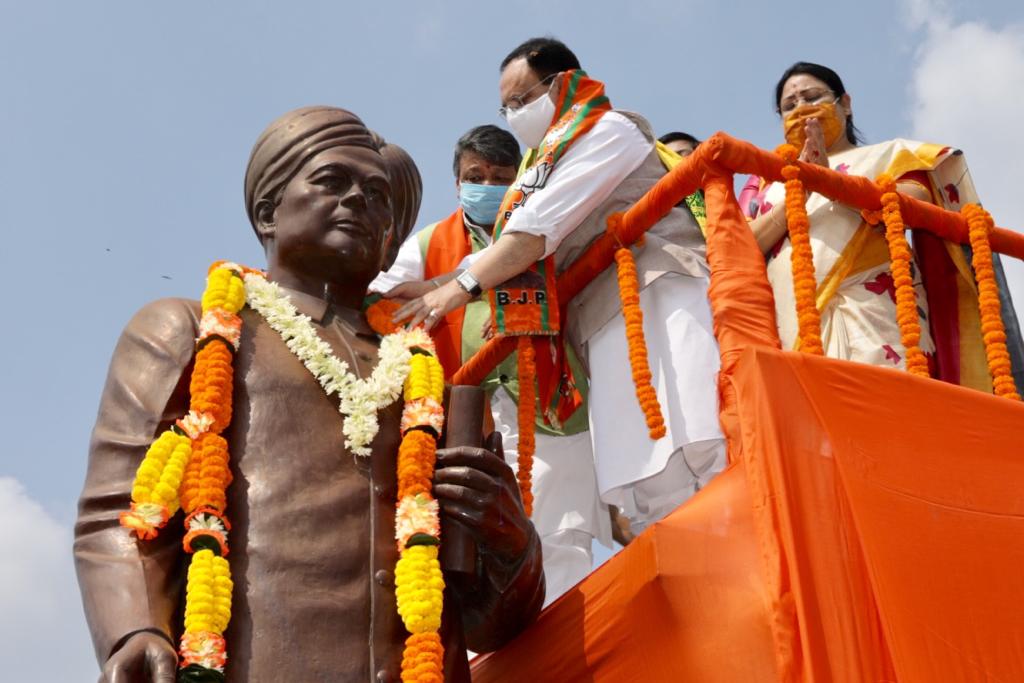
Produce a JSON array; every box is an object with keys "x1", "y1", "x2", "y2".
[{"x1": 243, "y1": 272, "x2": 412, "y2": 456}]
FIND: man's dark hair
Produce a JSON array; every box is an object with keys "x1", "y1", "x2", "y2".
[
  {"x1": 452, "y1": 125, "x2": 523, "y2": 178},
  {"x1": 659, "y1": 131, "x2": 701, "y2": 147},
  {"x1": 500, "y1": 37, "x2": 581, "y2": 80},
  {"x1": 774, "y1": 61, "x2": 863, "y2": 145}
]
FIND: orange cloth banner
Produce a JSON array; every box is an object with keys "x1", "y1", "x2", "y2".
[{"x1": 472, "y1": 347, "x2": 1024, "y2": 682}]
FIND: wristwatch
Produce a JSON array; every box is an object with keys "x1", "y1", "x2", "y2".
[{"x1": 455, "y1": 270, "x2": 483, "y2": 297}]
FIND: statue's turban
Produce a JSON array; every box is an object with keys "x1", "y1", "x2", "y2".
[{"x1": 244, "y1": 106, "x2": 421, "y2": 249}]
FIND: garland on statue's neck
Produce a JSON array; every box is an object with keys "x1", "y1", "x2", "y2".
[{"x1": 119, "y1": 262, "x2": 448, "y2": 682}]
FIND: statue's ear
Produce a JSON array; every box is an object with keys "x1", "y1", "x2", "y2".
[
  {"x1": 378, "y1": 219, "x2": 395, "y2": 269},
  {"x1": 255, "y1": 199, "x2": 276, "y2": 242}
]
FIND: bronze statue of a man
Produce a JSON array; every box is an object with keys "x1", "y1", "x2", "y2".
[{"x1": 75, "y1": 106, "x2": 544, "y2": 682}]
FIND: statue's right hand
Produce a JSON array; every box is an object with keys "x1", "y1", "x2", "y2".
[{"x1": 100, "y1": 632, "x2": 177, "y2": 683}]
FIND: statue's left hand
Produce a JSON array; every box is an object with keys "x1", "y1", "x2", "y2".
[
  {"x1": 100, "y1": 632, "x2": 177, "y2": 683},
  {"x1": 433, "y1": 439, "x2": 531, "y2": 563}
]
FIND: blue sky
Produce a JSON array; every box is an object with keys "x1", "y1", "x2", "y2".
[{"x1": 1, "y1": 1, "x2": 1022, "y2": 679}]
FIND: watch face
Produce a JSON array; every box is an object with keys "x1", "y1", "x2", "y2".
[{"x1": 457, "y1": 271, "x2": 481, "y2": 296}]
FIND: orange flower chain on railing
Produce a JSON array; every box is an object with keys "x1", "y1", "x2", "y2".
[
  {"x1": 962, "y1": 204, "x2": 1021, "y2": 400},
  {"x1": 607, "y1": 213, "x2": 666, "y2": 439},
  {"x1": 777, "y1": 144, "x2": 824, "y2": 355},
  {"x1": 876, "y1": 174, "x2": 930, "y2": 378},
  {"x1": 516, "y1": 336, "x2": 537, "y2": 516}
]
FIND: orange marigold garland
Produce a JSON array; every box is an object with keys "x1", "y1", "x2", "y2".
[
  {"x1": 605, "y1": 214, "x2": 666, "y2": 439},
  {"x1": 962, "y1": 204, "x2": 1022, "y2": 400},
  {"x1": 366, "y1": 298, "x2": 406, "y2": 337},
  {"x1": 515, "y1": 336, "x2": 536, "y2": 517},
  {"x1": 401, "y1": 632, "x2": 444, "y2": 683},
  {"x1": 777, "y1": 144, "x2": 824, "y2": 355},
  {"x1": 876, "y1": 174, "x2": 930, "y2": 377}
]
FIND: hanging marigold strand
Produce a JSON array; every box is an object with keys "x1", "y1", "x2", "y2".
[
  {"x1": 176, "y1": 263, "x2": 245, "y2": 679},
  {"x1": 777, "y1": 144, "x2": 824, "y2": 355},
  {"x1": 605, "y1": 213, "x2": 666, "y2": 439},
  {"x1": 180, "y1": 432, "x2": 232, "y2": 516},
  {"x1": 119, "y1": 429, "x2": 192, "y2": 539},
  {"x1": 610, "y1": 228, "x2": 667, "y2": 439},
  {"x1": 516, "y1": 336, "x2": 536, "y2": 517},
  {"x1": 189, "y1": 340, "x2": 235, "y2": 432},
  {"x1": 401, "y1": 631, "x2": 444, "y2": 683},
  {"x1": 875, "y1": 174, "x2": 930, "y2": 377},
  {"x1": 393, "y1": 332, "x2": 445, "y2": 682},
  {"x1": 962, "y1": 204, "x2": 1021, "y2": 400},
  {"x1": 180, "y1": 548, "x2": 232, "y2": 673}
]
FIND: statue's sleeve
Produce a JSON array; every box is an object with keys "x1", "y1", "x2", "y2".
[
  {"x1": 74, "y1": 298, "x2": 200, "y2": 665},
  {"x1": 459, "y1": 524, "x2": 546, "y2": 652}
]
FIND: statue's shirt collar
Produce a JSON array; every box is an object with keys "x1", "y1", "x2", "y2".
[{"x1": 275, "y1": 284, "x2": 376, "y2": 339}]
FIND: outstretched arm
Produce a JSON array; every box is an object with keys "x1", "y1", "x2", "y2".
[
  {"x1": 396, "y1": 112, "x2": 652, "y2": 330},
  {"x1": 75, "y1": 298, "x2": 200, "y2": 679}
]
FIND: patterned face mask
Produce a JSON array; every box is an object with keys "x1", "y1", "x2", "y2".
[{"x1": 783, "y1": 101, "x2": 845, "y2": 150}]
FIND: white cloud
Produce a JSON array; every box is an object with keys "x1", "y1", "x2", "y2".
[
  {"x1": 0, "y1": 478, "x2": 97, "y2": 681},
  {"x1": 907, "y1": 0, "x2": 1024, "y2": 307}
]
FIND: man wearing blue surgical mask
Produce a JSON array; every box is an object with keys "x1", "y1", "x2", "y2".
[
  {"x1": 372, "y1": 125, "x2": 519, "y2": 302},
  {"x1": 371, "y1": 125, "x2": 612, "y2": 607}
]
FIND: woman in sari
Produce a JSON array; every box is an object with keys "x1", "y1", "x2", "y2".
[{"x1": 741, "y1": 61, "x2": 1022, "y2": 390}]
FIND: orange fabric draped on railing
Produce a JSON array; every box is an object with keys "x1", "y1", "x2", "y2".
[{"x1": 472, "y1": 131, "x2": 1024, "y2": 683}]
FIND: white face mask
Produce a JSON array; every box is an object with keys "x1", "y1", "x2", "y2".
[{"x1": 505, "y1": 89, "x2": 556, "y2": 149}]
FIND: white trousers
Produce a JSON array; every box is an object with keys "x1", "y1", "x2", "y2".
[
  {"x1": 586, "y1": 273, "x2": 727, "y2": 528},
  {"x1": 490, "y1": 390, "x2": 611, "y2": 606}
]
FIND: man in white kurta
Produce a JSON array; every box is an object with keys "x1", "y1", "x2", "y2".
[{"x1": 402, "y1": 38, "x2": 726, "y2": 538}]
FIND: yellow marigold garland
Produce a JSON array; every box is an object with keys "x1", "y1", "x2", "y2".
[
  {"x1": 120, "y1": 430, "x2": 191, "y2": 539},
  {"x1": 516, "y1": 336, "x2": 536, "y2": 517},
  {"x1": 183, "y1": 549, "x2": 233, "y2": 634},
  {"x1": 201, "y1": 266, "x2": 246, "y2": 314},
  {"x1": 876, "y1": 174, "x2": 930, "y2": 377},
  {"x1": 404, "y1": 353, "x2": 444, "y2": 403},
  {"x1": 395, "y1": 544, "x2": 444, "y2": 633},
  {"x1": 777, "y1": 144, "x2": 824, "y2": 355},
  {"x1": 962, "y1": 204, "x2": 1022, "y2": 400}
]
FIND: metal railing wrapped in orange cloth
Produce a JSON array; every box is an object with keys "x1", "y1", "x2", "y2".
[
  {"x1": 709, "y1": 132, "x2": 1024, "y2": 259},
  {"x1": 451, "y1": 132, "x2": 1024, "y2": 389}
]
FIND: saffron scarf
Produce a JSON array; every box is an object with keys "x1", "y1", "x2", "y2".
[
  {"x1": 423, "y1": 208, "x2": 474, "y2": 378},
  {"x1": 489, "y1": 69, "x2": 610, "y2": 424}
]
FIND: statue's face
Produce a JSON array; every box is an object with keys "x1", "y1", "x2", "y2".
[{"x1": 269, "y1": 146, "x2": 393, "y2": 284}]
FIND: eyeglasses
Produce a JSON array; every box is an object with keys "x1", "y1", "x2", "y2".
[
  {"x1": 499, "y1": 75, "x2": 555, "y2": 119},
  {"x1": 778, "y1": 88, "x2": 837, "y2": 115}
]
